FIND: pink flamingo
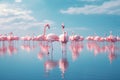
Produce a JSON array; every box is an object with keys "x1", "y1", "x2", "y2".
[
  {"x1": 46, "y1": 24, "x2": 59, "y2": 50},
  {"x1": 59, "y1": 23, "x2": 69, "y2": 53},
  {"x1": 21, "y1": 34, "x2": 32, "y2": 46},
  {"x1": 7, "y1": 32, "x2": 14, "y2": 41},
  {"x1": 69, "y1": 32, "x2": 84, "y2": 42},
  {"x1": 69, "y1": 33, "x2": 80, "y2": 42},
  {"x1": 86, "y1": 35, "x2": 94, "y2": 41},
  {"x1": 59, "y1": 23, "x2": 69, "y2": 44},
  {"x1": 106, "y1": 31, "x2": 117, "y2": 43},
  {"x1": 37, "y1": 23, "x2": 50, "y2": 41}
]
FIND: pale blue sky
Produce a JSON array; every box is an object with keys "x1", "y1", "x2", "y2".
[{"x1": 0, "y1": 0, "x2": 120, "y2": 36}]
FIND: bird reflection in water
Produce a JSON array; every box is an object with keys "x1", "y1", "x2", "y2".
[
  {"x1": 86, "y1": 41, "x2": 120, "y2": 64},
  {"x1": 7, "y1": 41, "x2": 18, "y2": 55},
  {"x1": 69, "y1": 41, "x2": 84, "y2": 61},
  {"x1": 38, "y1": 41, "x2": 50, "y2": 60},
  {"x1": 21, "y1": 39, "x2": 37, "y2": 52},
  {"x1": 0, "y1": 36, "x2": 7, "y2": 56},
  {"x1": 59, "y1": 43, "x2": 68, "y2": 79},
  {"x1": 44, "y1": 47, "x2": 57, "y2": 77},
  {"x1": 107, "y1": 43, "x2": 118, "y2": 64}
]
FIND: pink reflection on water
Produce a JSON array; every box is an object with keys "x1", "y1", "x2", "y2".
[
  {"x1": 107, "y1": 43, "x2": 118, "y2": 64},
  {"x1": 59, "y1": 43, "x2": 68, "y2": 79},
  {"x1": 59, "y1": 58, "x2": 68, "y2": 78},
  {"x1": 44, "y1": 45, "x2": 58, "y2": 77},
  {"x1": 86, "y1": 41, "x2": 120, "y2": 64},
  {"x1": 38, "y1": 52, "x2": 44, "y2": 60},
  {"x1": 39, "y1": 42, "x2": 50, "y2": 55},
  {"x1": 70, "y1": 41, "x2": 83, "y2": 61},
  {"x1": 0, "y1": 41, "x2": 7, "y2": 56},
  {"x1": 0, "y1": 41, "x2": 18, "y2": 56}
]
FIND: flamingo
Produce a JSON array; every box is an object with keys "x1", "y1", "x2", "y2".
[
  {"x1": 59, "y1": 23, "x2": 69, "y2": 44},
  {"x1": 69, "y1": 32, "x2": 84, "y2": 42},
  {"x1": 45, "y1": 25, "x2": 59, "y2": 51},
  {"x1": 106, "y1": 31, "x2": 117, "y2": 43},
  {"x1": 69, "y1": 33, "x2": 80, "y2": 42},
  {"x1": 37, "y1": 23, "x2": 50, "y2": 41}
]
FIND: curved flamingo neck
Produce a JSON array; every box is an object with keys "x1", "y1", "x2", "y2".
[
  {"x1": 61, "y1": 23, "x2": 65, "y2": 33},
  {"x1": 43, "y1": 26, "x2": 47, "y2": 36},
  {"x1": 62, "y1": 27, "x2": 64, "y2": 34},
  {"x1": 43, "y1": 24, "x2": 50, "y2": 36}
]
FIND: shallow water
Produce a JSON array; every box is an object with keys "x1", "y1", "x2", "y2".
[{"x1": 0, "y1": 41, "x2": 120, "y2": 80}]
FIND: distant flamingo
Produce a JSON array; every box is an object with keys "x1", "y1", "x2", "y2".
[
  {"x1": 106, "y1": 31, "x2": 117, "y2": 43},
  {"x1": 69, "y1": 33, "x2": 80, "y2": 42},
  {"x1": 69, "y1": 32, "x2": 84, "y2": 42}
]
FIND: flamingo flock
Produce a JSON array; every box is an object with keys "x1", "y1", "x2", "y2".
[{"x1": 0, "y1": 23, "x2": 120, "y2": 44}]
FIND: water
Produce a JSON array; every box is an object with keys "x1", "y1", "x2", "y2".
[{"x1": 0, "y1": 41, "x2": 120, "y2": 80}]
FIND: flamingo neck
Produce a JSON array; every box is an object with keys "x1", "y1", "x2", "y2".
[
  {"x1": 62, "y1": 28, "x2": 64, "y2": 34},
  {"x1": 43, "y1": 26, "x2": 47, "y2": 36}
]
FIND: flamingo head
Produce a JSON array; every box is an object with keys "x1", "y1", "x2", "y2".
[
  {"x1": 45, "y1": 23, "x2": 50, "y2": 29},
  {"x1": 61, "y1": 23, "x2": 65, "y2": 29}
]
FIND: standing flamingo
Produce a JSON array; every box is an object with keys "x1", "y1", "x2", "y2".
[
  {"x1": 59, "y1": 23, "x2": 69, "y2": 44},
  {"x1": 46, "y1": 25, "x2": 59, "y2": 51},
  {"x1": 59, "y1": 23, "x2": 69, "y2": 53},
  {"x1": 37, "y1": 23, "x2": 50, "y2": 41},
  {"x1": 106, "y1": 31, "x2": 117, "y2": 43},
  {"x1": 69, "y1": 32, "x2": 84, "y2": 42}
]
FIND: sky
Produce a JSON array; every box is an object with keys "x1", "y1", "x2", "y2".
[{"x1": 0, "y1": 0, "x2": 120, "y2": 36}]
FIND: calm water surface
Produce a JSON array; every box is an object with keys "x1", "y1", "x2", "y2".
[{"x1": 0, "y1": 40, "x2": 120, "y2": 80}]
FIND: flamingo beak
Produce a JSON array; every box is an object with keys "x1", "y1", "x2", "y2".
[{"x1": 48, "y1": 26, "x2": 50, "y2": 29}]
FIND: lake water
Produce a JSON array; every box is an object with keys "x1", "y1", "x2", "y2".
[{"x1": 0, "y1": 40, "x2": 120, "y2": 80}]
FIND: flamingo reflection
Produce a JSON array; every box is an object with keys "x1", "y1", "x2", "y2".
[
  {"x1": 107, "y1": 43, "x2": 118, "y2": 64},
  {"x1": 70, "y1": 41, "x2": 83, "y2": 61},
  {"x1": 44, "y1": 45, "x2": 58, "y2": 77},
  {"x1": 59, "y1": 43, "x2": 69, "y2": 79},
  {"x1": 7, "y1": 41, "x2": 18, "y2": 55}
]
